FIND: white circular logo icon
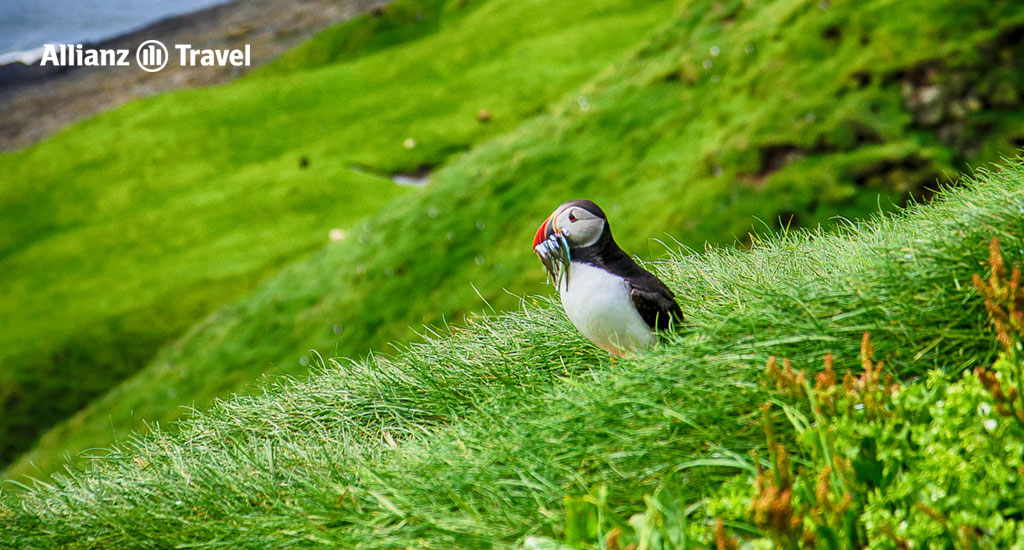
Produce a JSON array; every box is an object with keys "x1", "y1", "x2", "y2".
[{"x1": 136, "y1": 40, "x2": 168, "y2": 72}]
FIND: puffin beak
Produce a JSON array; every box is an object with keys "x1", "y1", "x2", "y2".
[
  {"x1": 532, "y1": 214, "x2": 554, "y2": 249},
  {"x1": 532, "y1": 212, "x2": 571, "y2": 290}
]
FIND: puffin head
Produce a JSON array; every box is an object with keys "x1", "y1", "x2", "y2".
[
  {"x1": 532, "y1": 200, "x2": 609, "y2": 289},
  {"x1": 532, "y1": 199, "x2": 608, "y2": 251}
]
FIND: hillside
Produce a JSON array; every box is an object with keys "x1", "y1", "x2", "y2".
[
  {"x1": 8, "y1": 0, "x2": 1024, "y2": 482},
  {"x1": 2, "y1": 158, "x2": 1021, "y2": 547},
  {"x1": 0, "y1": 0, "x2": 676, "y2": 469}
]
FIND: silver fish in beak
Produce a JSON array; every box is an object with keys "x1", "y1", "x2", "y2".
[{"x1": 532, "y1": 225, "x2": 571, "y2": 291}]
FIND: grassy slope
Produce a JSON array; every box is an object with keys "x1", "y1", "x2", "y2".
[
  {"x1": 11, "y1": 0, "x2": 1024, "y2": 482},
  {"x1": 0, "y1": 0, "x2": 675, "y2": 466},
  {"x1": 2, "y1": 158, "x2": 1022, "y2": 548}
]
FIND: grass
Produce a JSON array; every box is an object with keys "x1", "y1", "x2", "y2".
[
  {"x1": 543, "y1": 240, "x2": 1024, "y2": 548},
  {"x1": 0, "y1": 0, "x2": 677, "y2": 466},
  {"x1": 541, "y1": 330, "x2": 1024, "y2": 548},
  {"x1": 11, "y1": 0, "x2": 1024, "y2": 483},
  {"x1": 2, "y1": 157, "x2": 1023, "y2": 548}
]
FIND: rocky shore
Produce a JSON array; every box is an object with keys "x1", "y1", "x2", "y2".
[{"x1": 0, "y1": 0, "x2": 389, "y2": 151}]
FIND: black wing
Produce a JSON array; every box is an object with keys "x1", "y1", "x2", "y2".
[
  {"x1": 571, "y1": 226, "x2": 685, "y2": 331},
  {"x1": 630, "y1": 284, "x2": 684, "y2": 331}
]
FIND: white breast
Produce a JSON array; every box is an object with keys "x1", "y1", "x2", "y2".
[{"x1": 559, "y1": 262, "x2": 656, "y2": 356}]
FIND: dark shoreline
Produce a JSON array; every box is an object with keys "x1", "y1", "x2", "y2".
[{"x1": 0, "y1": 0, "x2": 389, "y2": 152}]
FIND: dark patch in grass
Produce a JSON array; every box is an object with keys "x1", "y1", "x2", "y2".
[
  {"x1": 773, "y1": 210, "x2": 800, "y2": 230},
  {"x1": 748, "y1": 137, "x2": 843, "y2": 185},
  {"x1": 885, "y1": 25, "x2": 1024, "y2": 158},
  {"x1": 850, "y1": 69, "x2": 871, "y2": 89},
  {"x1": 660, "y1": 69, "x2": 681, "y2": 83},
  {"x1": 849, "y1": 121, "x2": 885, "y2": 146},
  {"x1": 885, "y1": 59, "x2": 942, "y2": 90},
  {"x1": 822, "y1": 24, "x2": 841, "y2": 42},
  {"x1": 850, "y1": 153, "x2": 940, "y2": 201},
  {"x1": 350, "y1": 162, "x2": 436, "y2": 185},
  {"x1": 976, "y1": 23, "x2": 1024, "y2": 70},
  {"x1": 757, "y1": 144, "x2": 806, "y2": 178},
  {"x1": 712, "y1": 0, "x2": 743, "y2": 24}
]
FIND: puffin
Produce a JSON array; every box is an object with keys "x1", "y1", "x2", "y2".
[{"x1": 532, "y1": 200, "x2": 683, "y2": 357}]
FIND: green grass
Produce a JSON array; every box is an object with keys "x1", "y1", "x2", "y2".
[
  {"x1": 3, "y1": 157, "x2": 1023, "y2": 548},
  {"x1": 11, "y1": 0, "x2": 1024, "y2": 483},
  {"x1": 539, "y1": 333, "x2": 1024, "y2": 548},
  {"x1": 0, "y1": 0, "x2": 677, "y2": 466}
]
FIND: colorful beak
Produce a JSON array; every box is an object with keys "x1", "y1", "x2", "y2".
[
  {"x1": 532, "y1": 211, "x2": 571, "y2": 291},
  {"x1": 533, "y1": 214, "x2": 554, "y2": 249}
]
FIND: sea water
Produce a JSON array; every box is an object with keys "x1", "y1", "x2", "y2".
[{"x1": 0, "y1": 0, "x2": 226, "y2": 64}]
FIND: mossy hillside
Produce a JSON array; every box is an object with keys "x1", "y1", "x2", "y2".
[
  {"x1": 0, "y1": 0, "x2": 676, "y2": 466},
  {"x1": 3, "y1": 158, "x2": 1023, "y2": 548},
  {"x1": 11, "y1": 0, "x2": 1024, "y2": 483}
]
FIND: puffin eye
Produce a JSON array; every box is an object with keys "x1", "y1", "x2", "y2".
[{"x1": 568, "y1": 211, "x2": 577, "y2": 223}]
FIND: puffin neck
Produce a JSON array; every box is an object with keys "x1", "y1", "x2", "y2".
[{"x1": 570, "y1": 226, "x2": 622, "y2": 266}]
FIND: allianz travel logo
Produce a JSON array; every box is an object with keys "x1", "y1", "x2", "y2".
[{"x1": 40, "y1": 40, "x2": 250, "y2": 72}]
